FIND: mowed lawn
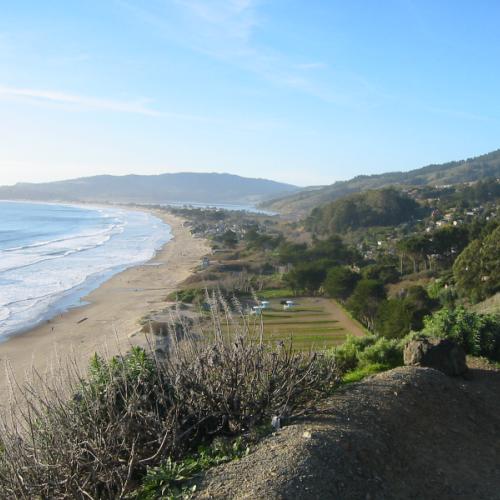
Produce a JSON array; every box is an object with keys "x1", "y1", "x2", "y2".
[{"x1": 258, "y1": 297, "x2": 366, "y2": 350}]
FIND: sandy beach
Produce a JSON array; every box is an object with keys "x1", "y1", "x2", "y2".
[{"x1": 0, "y1": 210, "x2": 209, "y2": 400}]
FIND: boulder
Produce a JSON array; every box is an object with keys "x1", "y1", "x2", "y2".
[{"x1": 404, "y1": 337, "x2": 467, "y2": 376}]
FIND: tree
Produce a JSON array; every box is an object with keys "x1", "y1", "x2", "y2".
[
  {"x1": 309, "y1": 235, "x2": 359, "y2": 265},
  {"x1": 403, "y1": 285, "x2": 436, "y2": 330},
  {"x1": 307, "y1": 188, "x2": 422, "y2": 234},
  {"x1": 361, "y1": 263, "x2": 399, "y2": 284},
  {"x1": 219, "y1": 230, "x2": 238, "y2": 248},
  {"x1": 283, "y1": 262, "x2": 328, "y2": 295},
  {"x1": 453, "y1": 225, "x2": 500, "y2": 302},
  {"x1": 374, "y1": 285, "x2": 436, "y2": 339},
  {"x1": 278, "y1": 241, "x2": 308, "y2": 265},
  {"x1": 397, "y1": 235, "x2": 430, "y2": 274},
  {"x1": 346, "y1": 279, "x2": 387, "y2": 330},
  {"x1": 375, "y1": 299, "x2": 412, "y2": 339},
  {"x1": 323, "y1": 266, "x2": 360, "y2": 302},
  {"x1": 430, "y1": 226, "x2": 469, "y2": 261}
]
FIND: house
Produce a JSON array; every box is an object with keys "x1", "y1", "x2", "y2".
[
  {"x1": 201, "y1": 256, "x2": 210, "y2": 269},
  {"x1": 259, "y1": 300, "x2": 270, "y2": 309}
]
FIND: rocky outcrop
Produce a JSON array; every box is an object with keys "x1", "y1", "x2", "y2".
[
  {"x1": 194, "y1": 366, "x2": 500, "y2": 499},
  {"x1": 403, "y1": 337, "x2": 467, "y2": 376}
]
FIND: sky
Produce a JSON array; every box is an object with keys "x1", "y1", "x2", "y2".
[{"x1": 1, "y1": 1, "x2": 500, "y2": 187}]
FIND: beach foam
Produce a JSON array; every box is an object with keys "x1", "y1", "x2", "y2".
[{"x1": 0, "y1": 202, "x2": 171, "y2": 339}]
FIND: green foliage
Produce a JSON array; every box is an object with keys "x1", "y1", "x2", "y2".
[
  {"x1": 419, "y1": 306, "x2": 500, "y2": 360},
  {"x1": 330, "y1": 335, "x2": 376, "y2": 372},
  {"x1": 431, "y1": 226, "x2": 469, "y2": 256},
  {"x1": 374, "y1": 286, "x2": 436, "y2": 339},
  {"x1": 454, "y1": 225, "x2": 500, "y2": 302},
  {"x1": 277, "y1": 241, "x2": 308, "y2": 265},
  {"x1": 342, "y1": 363, "x2": 389, "y2": 384},
  {"x1": 375, "y1": 299, "x2": 412, "y2": 339},
  {"x1": 427, "y1": 278, "x2": 457, "y2": 307},
  {"x1": 137, "y1": 438, "x2": 250, "y2": 499},
  {"x1": 309, "y1": 235, "x2": 360, "y2": 264},
  {"x1": 323, "y1": 266, "x2": 360, "y2": 301},
  {"x1": 307, "y1": 188, "x2": 421, "y2": 234},
  {"x1": 257, "y1": 288, "x2": 295, "y2": 299},
  {"x1": 264, "y1": 150, "x2": 500, "y2": 215},
  {"x1": 168, "y1": 288, "x2": 204, "y2": 304},
  {"x1": 346, "y1": 279, "x2": 387, "y2": 330},
  {"x1": 330, "y1": 334, "x2": 403, "y2": 374},
  {"x1": 244, "y1": 228, "x2": 283, "y2": 251},
  {"x1": 86, "y1": 346, "x2": 159, "y2": 404},
  {"x1": 283, "y1": 261, "x2": 329, "y2": 294},
  {"x1": 361, "y1": 263, "x2": 399, "y2": 284},
  {"x1": 217, "y1": 230, "x2": 238, "y2": 248},
  {"x1": 357, "y1": 337, "x2": 404, "y2": 367}
]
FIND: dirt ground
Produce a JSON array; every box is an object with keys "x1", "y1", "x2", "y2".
[{"x1": 195, "y1": 364, "x2": 500, "y2": 499}]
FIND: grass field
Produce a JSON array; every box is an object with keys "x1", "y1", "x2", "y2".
[{"x1": 255, "y1": 296, "x2": 366, "y2": 350}]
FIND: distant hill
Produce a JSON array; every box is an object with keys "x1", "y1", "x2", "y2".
[
  {"x1": 0, "y1": 172, "x2": 299, "y2": 206},
  {"x1": 262, "y1": 149, "x2": 500, "y2": 215}
]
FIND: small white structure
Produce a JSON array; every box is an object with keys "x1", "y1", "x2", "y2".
[
  {"x1": 259, "y1": 300, "x2": 270, "y2": 309},
  {"x1": 283, "y1": 300, "x2": 295, "y2": 310},
  {"x1": 251, "y1": 306, "x2": 263, "y2": 315}
]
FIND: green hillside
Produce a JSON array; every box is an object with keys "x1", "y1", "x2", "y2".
[
  {"x1": 306, "y1": 188, "x2": 422, "y2": 234},
  {"x1": 262, "y1": 149, "x2": 500, "y2": 215}
]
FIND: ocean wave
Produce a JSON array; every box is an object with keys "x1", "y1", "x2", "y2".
[
  {"x1": 0, "y1": 204, "x2": 171, "y2": 339},
  {"x1": 0, "y1": 224, "x2": 125, "y2": 274},
  {"x1": 1, "y1": 222, "x2": 123, "y2": 253}
]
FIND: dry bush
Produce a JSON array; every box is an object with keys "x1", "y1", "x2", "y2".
[{"x1": 0, "y1": 292, "x2": 340, "y2": 499}]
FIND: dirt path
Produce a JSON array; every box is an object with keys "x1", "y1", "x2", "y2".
[
  {"x1": 196, "y1": 366, "x2": 500, "y2": 499},
  {"x1": 318, "y1": 297, "x2": 367, "y2": 338}
]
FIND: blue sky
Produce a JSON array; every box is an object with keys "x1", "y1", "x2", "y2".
[{"x1": 1, "y1": 1, "x2": 500, "y2": 186}]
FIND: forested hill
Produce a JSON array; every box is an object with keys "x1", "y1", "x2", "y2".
[
  {"x1": 0, "y1": 172, "x2": 299, "y2": 205},
  {"x1": 306, "y1": 188, "x2": 423, "y2": 234},
  {"x1": 262, "y1": 148, "x2": 500, "y2": 215}
]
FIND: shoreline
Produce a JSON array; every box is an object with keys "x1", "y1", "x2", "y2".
[{"x1": 0, "y1": 209, "x2": 210, "y2": 400}]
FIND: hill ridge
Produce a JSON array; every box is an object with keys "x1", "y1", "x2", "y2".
[
  {"x1": 262, "y1": 148, "x2": 500, "y2": 214},
  {"x1": 0, "y1": 172, "x2": 299, "y2": 206}
]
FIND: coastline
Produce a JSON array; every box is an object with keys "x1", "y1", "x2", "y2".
[{"x1": 0, "y1": 209, "x2": 210, "y2": 400}]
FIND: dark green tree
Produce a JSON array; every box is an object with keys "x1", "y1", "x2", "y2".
[
  {"x1": 323, "y1": 266, "x2": 360, "y2": 302},
  {"x1": 283, "y1": 262, "x2": 328, "y2": 295},
  {"x1": 346, "y1": 279, "x2": 387, "y2": 330}
]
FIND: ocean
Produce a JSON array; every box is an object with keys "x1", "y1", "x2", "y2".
[{"x1": 0, "y1": 201, "x2": 172, "y2": 340}]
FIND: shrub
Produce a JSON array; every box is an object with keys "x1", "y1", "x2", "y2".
[
  {"x1": 329, "y1": 335, "x2": 404, "y2": 381},
  {"x1": 357, "y1": 337, "x2": 404, "y2": 368},
  {"x1": 0, "y1": 293, "x2": 340, "y2": 498},
  {"x1": 330, "y1": 335, "x2": 377, "y2": 372},
  {"x1": 419, "y1": 306, "x2": 500, "y2": 360}
]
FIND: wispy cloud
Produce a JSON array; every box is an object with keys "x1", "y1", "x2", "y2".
[
  {"x1": 0, "y1": 85, "x2": 214, "y2": 121},
  {"x1": 117, "y1": 1, "x2": 377, "y2": 107},
  {"x1": 0, "y1": 86, "x2": 160, "y2": 115}
]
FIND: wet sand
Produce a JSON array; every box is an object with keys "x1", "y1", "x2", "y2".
[{"x1": 0, "y1": 210, "x2": 209, "y2": 399}]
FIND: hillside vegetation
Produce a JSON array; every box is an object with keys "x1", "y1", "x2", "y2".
[
  {"x1": 262, "y1": 148, "x2": 500, "y2": 215},
  {"x1": 306, "y1": 188, "x2": 422, "y2": 234}
]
